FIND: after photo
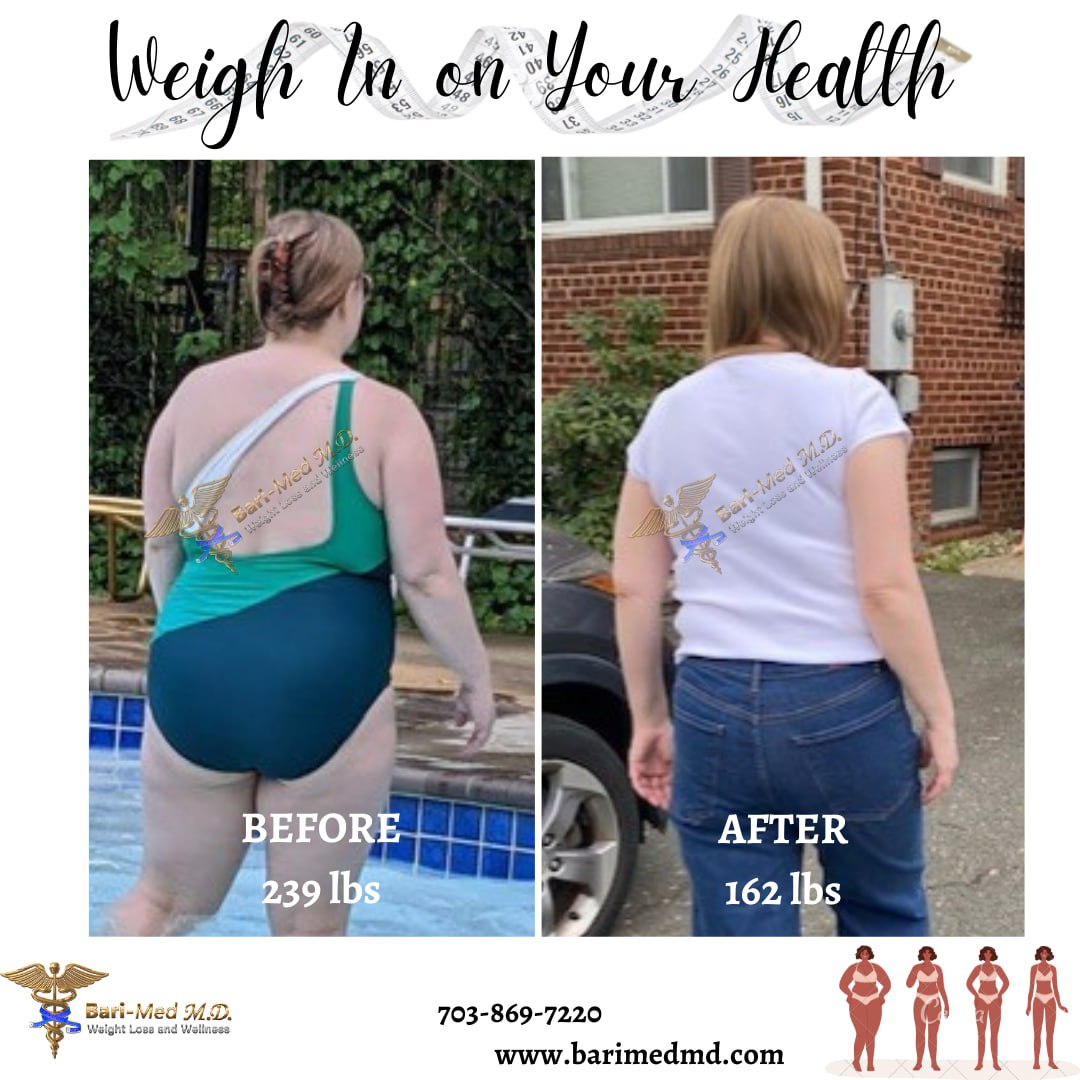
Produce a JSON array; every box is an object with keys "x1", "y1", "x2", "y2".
[
  {"x1": 541, "y1": 156, "x2": 1024, "y2": 937},
  {"x1": 89, "y1": 159, "x2": 535, "y2": 936}
]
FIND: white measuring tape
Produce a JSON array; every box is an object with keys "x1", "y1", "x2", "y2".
[{"x1": 111, "y1": 16, "x2": 970, "y2": 140}]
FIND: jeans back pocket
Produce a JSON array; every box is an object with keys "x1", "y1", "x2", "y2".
[{"x1": 789, "y1": 698, "x2": 920, "y2": 822}]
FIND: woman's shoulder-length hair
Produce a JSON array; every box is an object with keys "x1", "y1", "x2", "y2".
[{"x1": 705, "y1": 194, "x2": 848, "y2": 366}]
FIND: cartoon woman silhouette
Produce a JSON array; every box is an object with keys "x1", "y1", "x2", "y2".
[
  {"x1": 1027, "y1": 946, "x2": 1067, "y2": 1070},
  {"x1": 965, "y1": 945, "x2": 1008, "y2": 1071},
  {"x1": 841, "y1": 945, "x2": 891, "y2": 1073},
  {"x1": 906, "y1": 945, "x2": 949, "y2": 1070}
]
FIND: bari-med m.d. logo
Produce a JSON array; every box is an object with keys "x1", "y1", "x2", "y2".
[{"x1": 3, "y1": 962, "x2": 109, "y2": 1058}]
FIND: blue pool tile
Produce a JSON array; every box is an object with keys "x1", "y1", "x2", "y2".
[
  {"x1": 368, "y1": 841, "x2": 386, "y2": 862},
  {"x1": 419, "y1": 838, "x2": 448, "y2": 872},
  {"x1": 90, "y1": 695, "x2": 118, "y2": 727},
  {"x1": 514, "y1": 812, "x2": 535, "y2": 850},
  {"x1": 90, "y1": 727, "x2": 116, "y2": 749},
  {"x1": 386, "y1": 834, "x2": 416, "y2": 864},
  {"x1": 481, "y1": 847, "x2": 510, "y2": 879},
  {"x1": 449, "y1": 843, "x2": 479, "y2": 876},
  {"x1": 119, "y1": 729, "x2": 142, "y2": 751},
  {"x1": 452, "y1": 804, "x2": 482, "y2": 841},
  {"x1": 513, "y1": 852, "x2": 535, "y2": 881},
  {"x1": 120, "y1": 697, "x2": 145, "y2": 728},
  {"x1": 388, "y1": 794, "x2": 419, "y2": 833},
  {"x1": 421, "y1": 799, "x2": 451, "y2": 836},
  {"x1": 483, "y1": 808, "x2": 513, "y2": 845}
]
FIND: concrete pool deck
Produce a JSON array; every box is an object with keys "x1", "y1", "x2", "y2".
[{"x1": 90, "y1": 597, "x2": 535, "y2": 807}]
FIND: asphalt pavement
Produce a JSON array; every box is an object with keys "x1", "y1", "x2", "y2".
[{"x1": 613, "y1": 568, "x2": 1024, "y2": 937}]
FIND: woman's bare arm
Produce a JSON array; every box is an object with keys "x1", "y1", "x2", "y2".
[
  {"x1": 877, "y1": 966, "x2": 892, "y2": 999},
  {"x1": 839, "y1": 964, "x2": 856, "y2": 997},
  {"x1": 845, "y1": 436, "x2": 958, "y2": 802},
  {"x1": 380, "y1": 390, "x2": 493, "y2": 751},
  {"x1": 142, "y1": 400, "x2": 184, "y2": 606},
  {"x1": 612, "y1": 475, "x2": 674, "y2": 728},
  {"x1": 997, "y1": 966, "x2": 1010, "y2": 996}
]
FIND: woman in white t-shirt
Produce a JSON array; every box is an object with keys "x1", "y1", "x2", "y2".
[{"x1": 613, "y1": 195, "x2": 958, "y2": 937}]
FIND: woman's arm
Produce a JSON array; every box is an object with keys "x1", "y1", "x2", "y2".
[
  {"x1": 906, "y1": 965, "x2": 920, "y2": 989},
  {"x1": 1026, "y1": 965, "x2": 1036, "y2": 1013},
  {"x1": 612, "y1": 475, "x2": 675, "y2": 808},
  {"x1": 1052, "y1": 968, "x2": 1067, "y2": 1010},
  {"x1": 142, "y1": 399, "x2": 184, "y2": 606},
  {"x1": 965, "y1": 967, "x2": 979, "y2": 998},
  {"x1": 380, "y1": 390, "x2": 494, "y2": 752},
  {"x1": 938, "y1": 966, "x2": 950, "y2": 1014},
  {"x1": 997, "y1": 966, "x2": 1010, "y2": 996},
  {"x1": 844, "y1": 436, "x2": 958, "y2": 803},
  {"x1": 876, "y1": 966, "x2": 892, "y2": 1000},
  {"x1": 839, "y1": 965, "x2": 856, "y2": 997}
]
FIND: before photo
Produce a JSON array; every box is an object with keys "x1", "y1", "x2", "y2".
[{"x1": 89, "y1": 159, "x2": 535, "y2": 936}]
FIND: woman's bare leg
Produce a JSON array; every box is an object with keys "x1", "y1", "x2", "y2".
[
  {"x1": 1045, "y1": 1000, "x2": 1058, "y2": 1068},
  {"x1": 851, "y1": 1008, "x2": 866, "y2": 1072},
  {"x1": 1033, "y1": 998, "x2": 1045, "y2": 1068},
  {"x1": 927, "y1": 1000, "x2": 941, "y2": 1069},
  {"x1": 975, "y1": 1007, "x2": 988, "y2": 1068},
  {"x1": 913, "y1": 999, "x2": 926, "y2": 1068},
  {"x1": 257, "y1": 685, "x2": 396, "y2": 936},
  {"x1": 107, "y1": 715, "x2": 256, "y2": 935},
  {"x1": 988, "y1": 1003, "x2": 1001, "y2": 1069}
]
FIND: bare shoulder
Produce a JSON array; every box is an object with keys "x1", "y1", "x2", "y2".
[{"x1": 359, "y1": 379, "x2": 427, "y2": 430}]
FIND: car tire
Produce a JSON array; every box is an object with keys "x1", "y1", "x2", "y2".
[{"x1": 541, "y1": 713, "x2": 639, "y2": 937}]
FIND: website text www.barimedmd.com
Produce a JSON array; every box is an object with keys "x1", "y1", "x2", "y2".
[{"x1": 492, "y1": 1041, "x2": 784, "y2": 1066}]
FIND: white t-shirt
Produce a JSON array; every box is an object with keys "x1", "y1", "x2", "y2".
[{"x1": 625, "y1": 352, "x2": 912, "y2": 663}]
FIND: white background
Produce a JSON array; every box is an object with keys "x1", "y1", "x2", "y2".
[{"x1": 2, "y1": 1, "x2": 1068, "y2": 1074}]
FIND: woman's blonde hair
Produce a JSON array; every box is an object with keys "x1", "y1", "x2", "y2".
[
  {"x1": 705, "y1": 195, "x2": 848, "y2": 364},
  {"x1": 249, "y1": 209, "x2": 365, "y2": 335}
]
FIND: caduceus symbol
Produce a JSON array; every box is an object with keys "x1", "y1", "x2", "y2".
[
  {"x1": 629, "y1": 473, "x2": 725, "y2": 574},
  {"x1": 3, "y1": 962, "x2": 109, "y2": 1058},
  {"x1": 143, "y1": 475, "x2": 241, "y2": 573}
]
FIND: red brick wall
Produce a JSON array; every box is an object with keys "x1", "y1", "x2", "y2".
[{"x1": 541, "y1": 156, "x2": 1025, "y2": 541}]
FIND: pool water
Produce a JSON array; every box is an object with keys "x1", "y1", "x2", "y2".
[{"x1": 90, "y1": 751, "x2": 534, "y2": 936}]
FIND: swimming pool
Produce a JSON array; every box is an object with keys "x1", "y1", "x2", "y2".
[{"x1": 90, "y1": 750, "x2": 535, "y2": 936}]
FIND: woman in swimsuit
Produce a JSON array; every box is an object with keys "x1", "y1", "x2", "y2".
[
  {"x1": 840, "y1": 945, "x2": 891, "y2": 1073},
  {"x1": 905, "y1": 945, "x2": 949, "y2": 1071},
  {"x1": 965, "y1": 945, "x2": 1008, "y2": 1071},
  {"x1": 110, "y1": 210, "x2": 496, "y2": 935},
  {"x1": 1027, "y1": 946, "x2": 1068, "y2": 1071}
]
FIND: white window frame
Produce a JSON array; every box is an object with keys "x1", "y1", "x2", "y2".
[
  {"x1": 942, "y1": 157, "x2": 1008, "y2": 195},
  {"x1": 930, "y1": 447, "x2": 981, "y2": 526},
  {"x1": 541, "y1": 157, "x2": 714, "y2": 237}
]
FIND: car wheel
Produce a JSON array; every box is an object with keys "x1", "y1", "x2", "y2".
[{"x1": 541, "y1": 713, "x2": 639, "y2": 937}]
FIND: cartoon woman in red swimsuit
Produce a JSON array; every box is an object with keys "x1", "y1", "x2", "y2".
[
  {"x1": 1027, "y1": 946, "x2": 1067, "y2": 1071},
  {"x1": 906, "y1": 945, "x2": 949, "y2": 1071},
  {"x1": 965, "y1": 945, "x2": 1008, "y2": 1071},
  {"x1": 841, "y1": 945, "x2": 891, "y2": 1073}
]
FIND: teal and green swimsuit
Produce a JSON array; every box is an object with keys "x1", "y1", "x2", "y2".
[{"x1": 147, "y1": 379, "x2": 394, "y2": 780}]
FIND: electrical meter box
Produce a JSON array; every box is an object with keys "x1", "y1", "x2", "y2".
[
  {"x1": 895, "y1": 373, "x2": 920, "y2": 416},
  {"x1": 868, "y1": 275, "x2": 915, "y2": 371}
]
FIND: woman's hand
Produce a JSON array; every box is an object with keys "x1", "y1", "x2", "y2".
[
  {"x1": 452, "y1": 679, "x2": 496, "y2": 755},
  {"x1": 919, "y1": 723, "x2": 959, "y2": 803},
  {"x1": 628, "y1": 723, "x2": 673, "y2": 810}
]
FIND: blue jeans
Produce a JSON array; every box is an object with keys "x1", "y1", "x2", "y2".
[{"x1": 670, "y1": 657, "x2": 928, "y2": 937}]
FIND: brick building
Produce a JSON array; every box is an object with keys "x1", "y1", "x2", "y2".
[{"x1": 541, "y1": 157, "x2": 1025, "y2": 542}]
